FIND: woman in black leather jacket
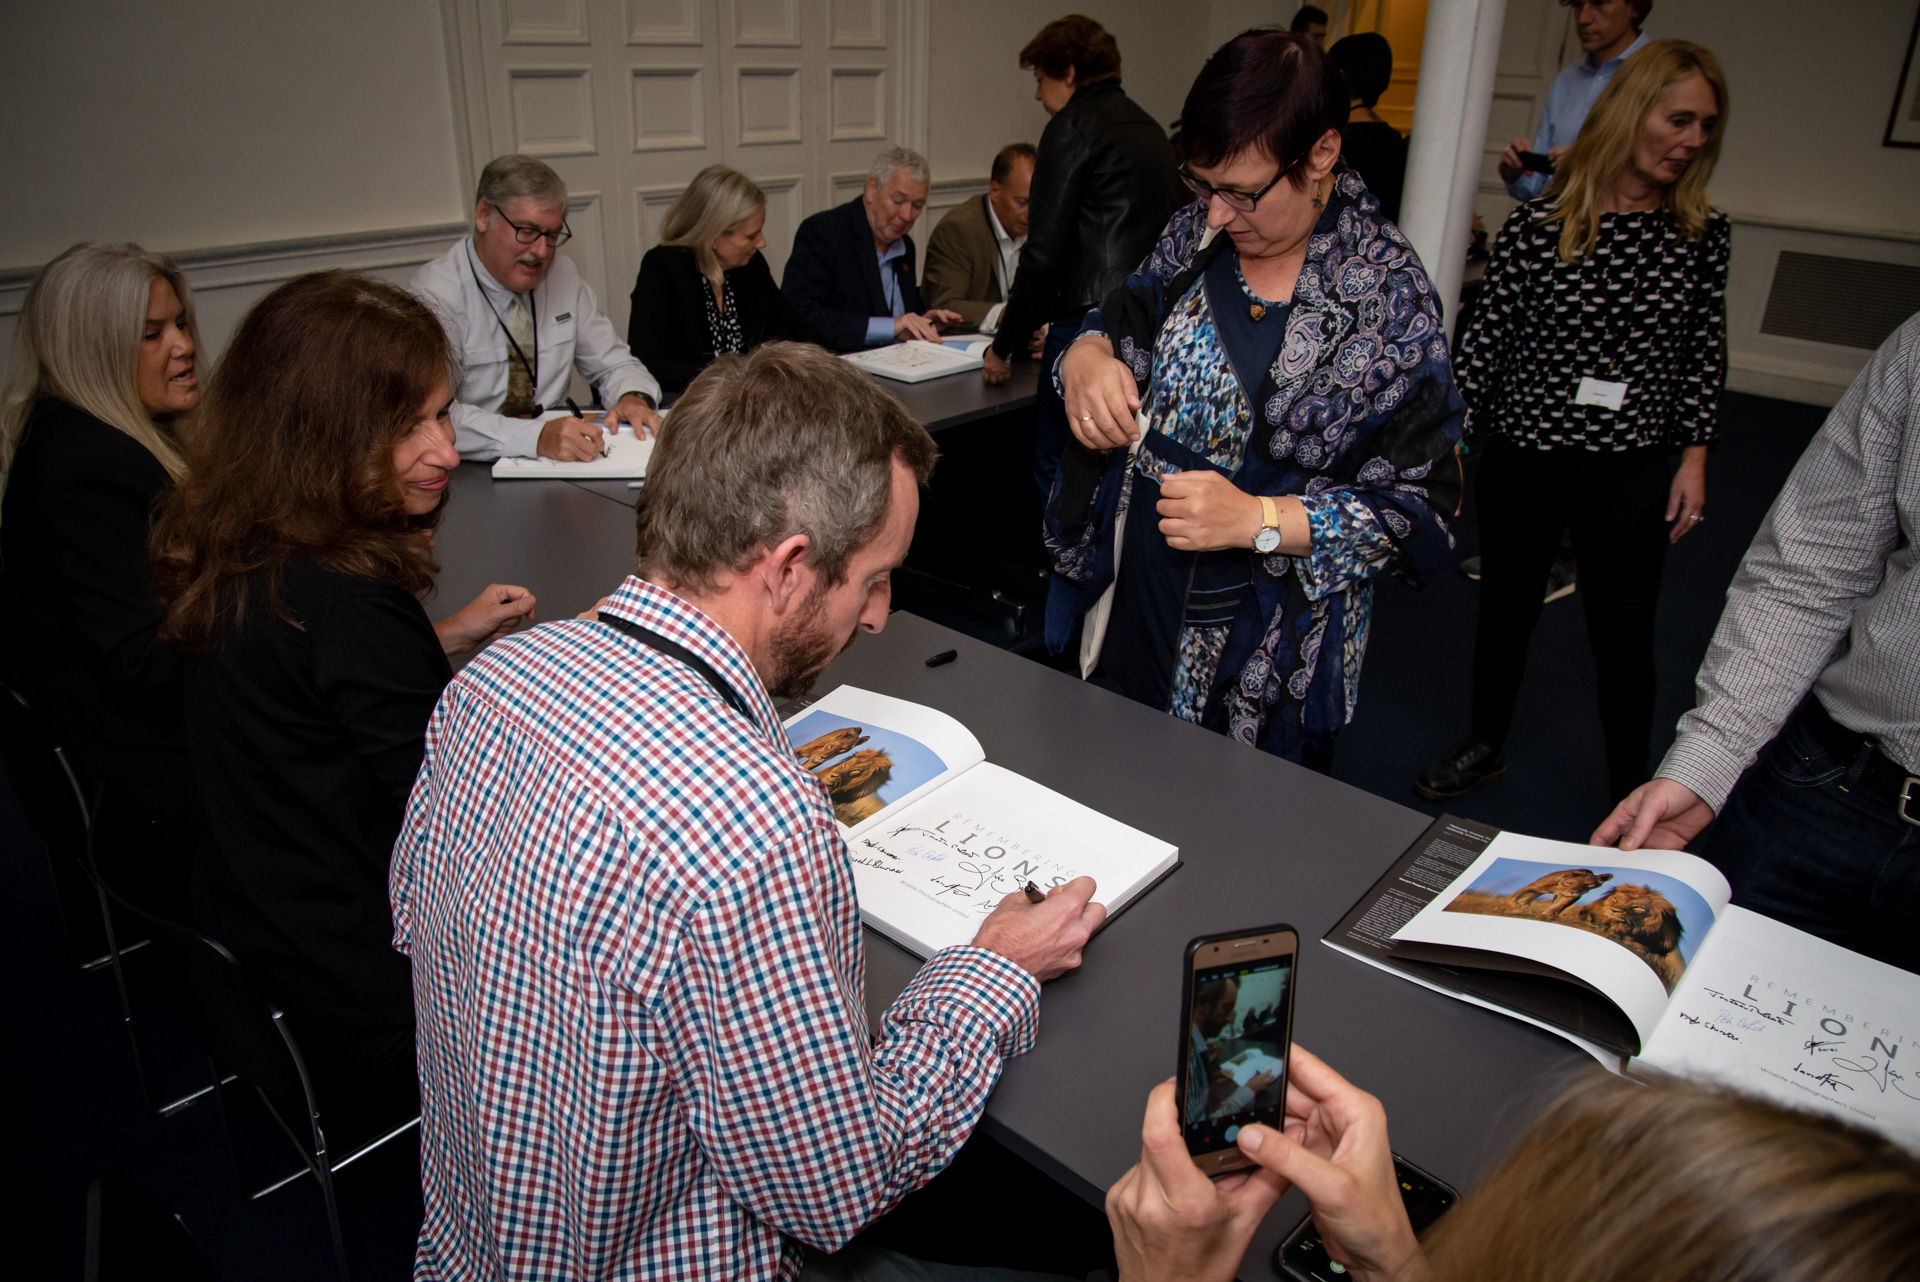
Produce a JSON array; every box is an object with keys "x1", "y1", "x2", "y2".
[{"x1": 985, "y1": 15, "x2": 1185, "y2": 500}]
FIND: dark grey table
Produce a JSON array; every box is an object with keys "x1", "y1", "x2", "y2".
[
  {"x1": 551, "y1": 362, "x2": 1040, "y2": 508},
  {"x1": 433, "y1": 393, "x2": 1586, "y2": 1280}
]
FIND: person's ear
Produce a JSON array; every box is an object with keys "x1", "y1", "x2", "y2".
[
  {"x1": 759, "y1": 532, "x2": 816, "y2": 615},
  {"x1": 1063, "y1": 66, "x2": 1077, "y2": 90},
  {"x1": 1309, "y1": 127, "x2": 1343, "y2": 180},
  {"x1": 474, "y1": 200, "x2": 491, "y2": 234}
]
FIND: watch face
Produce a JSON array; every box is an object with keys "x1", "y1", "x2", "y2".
[{"x1": 1254, "y1": 527, "x2": 1281, "y2": 554}]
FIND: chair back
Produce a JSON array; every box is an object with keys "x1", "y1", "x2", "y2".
[
  {"x1": 0, "y1": 680, "x2": 94, "y2": 861},
  {"x1": 121, "y1": 902, "x2": 318, "y2": 1137}
]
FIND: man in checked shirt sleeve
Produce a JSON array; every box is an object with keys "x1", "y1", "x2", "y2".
[
  {"x1": 390, "y1": 343, "x2": 1104, "y2": 1280},
  {"x1": 1594, "y1": 313, "x2": 1920, "y2": 974}
]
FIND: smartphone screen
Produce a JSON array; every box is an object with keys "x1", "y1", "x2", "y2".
[{"x1": 1179, "y1": 926, "x2": 1297, "y2": 1175}]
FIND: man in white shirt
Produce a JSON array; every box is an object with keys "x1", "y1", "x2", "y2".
[
  {"x1": 412, "y1": 154, "x2": 663, "y2": 462},
  {"x1": 1498, "y1": 0, "x2": 1652, "y2": 201}
]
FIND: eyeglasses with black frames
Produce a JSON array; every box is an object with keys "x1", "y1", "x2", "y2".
[
  {"x1": 488, "y1": 203, "x2": 573, "y2": 247},
  {"x1": 1178, "y1": 156, "x2": 1306, "y2": 213}
]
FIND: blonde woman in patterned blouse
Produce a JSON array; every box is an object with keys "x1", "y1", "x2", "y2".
[{"x1": 1416, "y1": 40, "x2": 1731, "y2": 805}]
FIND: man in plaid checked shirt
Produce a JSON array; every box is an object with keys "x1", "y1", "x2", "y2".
[
  {"x1": 1595, "y1": 313, "x2": 1920, "y2": 972},
  {"x1": 391, "y1": 343, "x2": 1105, "y2": 1279}
]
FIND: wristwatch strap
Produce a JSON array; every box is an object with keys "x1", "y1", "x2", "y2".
[{"x1": 1258, "y1": 495, "x2": 1279, "y2": 536}]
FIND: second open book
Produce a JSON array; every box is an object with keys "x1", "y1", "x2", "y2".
[
  {"x1": 1328, "y1": 816, "x2": 1920, "y2": 1148},
  {"x1": 782, "y1": 685, "x2": 1180, "y2": 959}
]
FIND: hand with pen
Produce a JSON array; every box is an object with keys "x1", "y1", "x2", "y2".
[{"x1": 535, "y1": 393, "x2": 663, "y2": 461}]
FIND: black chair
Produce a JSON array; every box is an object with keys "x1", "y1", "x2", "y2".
[
  {"x1": 0, "y1": 682, "x2": 172, "y2": 1112},
  {"x1": 107, "y1": 889, "x2": 419, "y2": 1282},
  {"x1": 0, "y1": 679, "x2": 120, "y2": 970}
]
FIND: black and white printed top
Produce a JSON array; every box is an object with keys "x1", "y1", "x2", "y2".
[
  {"x1": 1456, "y1": 200, "x2": 1730, "y2": 452},
  {"x1": 700, "y1": 275, "x2": 745, "y2": 359}
]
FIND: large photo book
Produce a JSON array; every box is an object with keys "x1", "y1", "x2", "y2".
[
  {"x1": 1327, "y1": 816, "x2": 1920, "y2": 1147},
  {"x1": 781, "y1": 685, "x2": 1181, "y2": 959}
]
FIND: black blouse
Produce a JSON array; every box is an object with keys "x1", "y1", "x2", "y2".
[
  {"x1": 0, "y1": 398, "x2": 183, "y2": 767},
  {"x1": 185, "y1": 561, "x2": 451, "y2": 1026},
  {"x1": 627, "y1": 246, "x2": 817, "y2": 395},
  {"x1": 1456, "y1": 201, "x2": 1730, "y2": 452}
]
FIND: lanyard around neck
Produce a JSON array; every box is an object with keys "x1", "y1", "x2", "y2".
[
  {"x1": 466, "y1": 243, "x2": 539, "y2": 400},
  {"x1": 597, "y1": 612, "x2": 758, "y2": 731}
]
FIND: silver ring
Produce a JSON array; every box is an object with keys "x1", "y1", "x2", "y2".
[{"x1": 1690, "y1": 514, "x2": 1703, "y2": 522}]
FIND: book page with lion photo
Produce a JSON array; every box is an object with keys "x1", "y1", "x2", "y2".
[
  {"x1": 785, "y1": 685, "x2": 1180, "y2": 959},
  {"x1": 1390, "y1": 832, "x2": 1732, "y2": 1048}
]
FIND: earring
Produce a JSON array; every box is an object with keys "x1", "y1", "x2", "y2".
[{"x1": 1310, "y1": 175, "x2": 1327, "y2": 209}]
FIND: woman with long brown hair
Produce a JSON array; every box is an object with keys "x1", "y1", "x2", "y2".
[
  {"x1": 1, "y1": 243, "x2": 205, "y2": 905},
  {"x1": 153, "y1": 270, "x2": 534, "y2": 1138},
  {"x1": 1416, "y1": 40, "x2": 1732, "y2": 807}
]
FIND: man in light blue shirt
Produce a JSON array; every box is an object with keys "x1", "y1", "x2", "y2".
[{"x1": 1500, "y1": 0, "x2": 1651, "y2": 200}]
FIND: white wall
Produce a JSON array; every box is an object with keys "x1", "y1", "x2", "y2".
[
  {"x1": 924, "y1": 0, "x2": 1218, "y2": 183},
  {"x1": 0, "y1": 0, "x2": 466, "y2": 266},
  {"x1": 1656, "y1": 0, "x2": 1920, "y2": 238}
]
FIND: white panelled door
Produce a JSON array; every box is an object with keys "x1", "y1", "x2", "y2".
[{"x1": 445, "y1": 0, "x2": 929, "y2": 336}]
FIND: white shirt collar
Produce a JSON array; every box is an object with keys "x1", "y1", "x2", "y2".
[{"x1": 985, "y1": 197, "x2": 1025, "y2": 251}]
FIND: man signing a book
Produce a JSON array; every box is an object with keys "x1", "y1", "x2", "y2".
[{"x1": 390, "y1": 343, "x2": 1104, "y2": 1280}]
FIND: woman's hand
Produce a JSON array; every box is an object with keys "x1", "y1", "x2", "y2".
[
  {"x1": 1157, "y1": 471, "x2": 1265, "y2": 552},
  {"x1": 1106, "y1": 1078, "x2": 1290, "y2": 1282},
  {"x1": 1061, "y1": 335, "x2": 1141, "y2": 450},
  {"x1": 1242, "y1": 1047, "x2": 1429, "y2": 1282},
  {"x1": 1666, "y1": 445, "x2": 1708, "y2": 543},
  {"x1": 435, "y1": 583, "x2": 536, "y2": 657},
  {"x1": 982, "y1": 348, "x2": 1012, "y2": 385}
]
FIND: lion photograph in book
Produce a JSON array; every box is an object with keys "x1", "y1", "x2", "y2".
[{"x1": 1444, "y1": 858, "x2": 1710, "y2": 993}]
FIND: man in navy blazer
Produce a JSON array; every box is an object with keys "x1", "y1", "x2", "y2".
[{"x1": 782, "y1": 146, "x2": 961, "y2": 351}]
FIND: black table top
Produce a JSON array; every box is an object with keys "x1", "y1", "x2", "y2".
[{"x1": 432, "y1": 387, "x2": 1588, "y2": 1279}]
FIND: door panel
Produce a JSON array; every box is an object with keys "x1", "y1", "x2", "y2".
[{"x1": 454, "y1": 0, "x2": 923, "y2": 334}]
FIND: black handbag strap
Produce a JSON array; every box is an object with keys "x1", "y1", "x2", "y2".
[{"x1": 597, "y1": 612, "x2": 757, "y2": 730}]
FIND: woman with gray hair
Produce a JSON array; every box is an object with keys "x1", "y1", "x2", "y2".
[
  {"x1": 627, "y1": 164, "x2": 817, "y2": 395},
  {"x1": 0, "y1": 242, "x2": 206, "y2": 904}
]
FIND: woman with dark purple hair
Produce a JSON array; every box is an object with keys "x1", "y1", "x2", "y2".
[{"x1": 1047, "y1": 29, "x2": 1465, "y2": 771}]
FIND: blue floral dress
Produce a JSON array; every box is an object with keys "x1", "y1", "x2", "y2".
[{"x1": 1045, "y1": 168, "x2": 1467, "y2": 765}]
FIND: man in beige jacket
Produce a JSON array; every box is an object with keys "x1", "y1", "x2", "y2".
[{"x1": 923, "y1": 143, "x2": 1034, "y2": 334}]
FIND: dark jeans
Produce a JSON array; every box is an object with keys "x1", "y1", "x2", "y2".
[
  {"x1": 1470, "y1": 442, "x2": 1671, "y2": 798},
  {"x1": 1031, "y1": 325, "x2": 1075, "y2": 500},
  {"x1": 1701, "y1": 706, "x2": 1920, "y2": 974}
]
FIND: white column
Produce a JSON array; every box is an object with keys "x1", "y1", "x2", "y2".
[{"x1": 1399, "y1": 0, "x2": 1508, "y2": 339}]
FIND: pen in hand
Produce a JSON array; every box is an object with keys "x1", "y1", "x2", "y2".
[
  {"x1": 1023, "y1": 881, "x2": 1047, "y2": 904},
  {"x1": 567, "y1": 397, "x2": 610, "y2": 459}
]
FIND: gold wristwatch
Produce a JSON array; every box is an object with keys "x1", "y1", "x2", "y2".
[{"x1": 1253, "y1": 495, "x2": 1282, "y2": 554}]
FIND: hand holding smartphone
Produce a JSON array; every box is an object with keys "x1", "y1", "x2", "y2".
[
  {"x1": 1176, "y1": 924, "x2": 1298, "y2": 1177},
  {"x1": 1517, "y1": 149, "x2": 1555, "y2": 173}
]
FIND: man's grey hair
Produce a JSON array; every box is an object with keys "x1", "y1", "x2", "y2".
[
  {"x1": 636, "y1": 343, "x2": 937, "y2": 594},
  {"x1": 476, "y1": 154, "x2": 568, "y2": 211},
  {"x1": 867, "y1": 146, "x2": 929, "y2": 188}
]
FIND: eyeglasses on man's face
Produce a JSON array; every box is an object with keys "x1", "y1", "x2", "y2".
[{"x1": 489, "y1": 203, "x2": 572, "y2": 247}]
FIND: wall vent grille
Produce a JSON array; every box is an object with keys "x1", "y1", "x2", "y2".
[{"x1": 1760, "y1": 251, "x2": 1920, "y2": 351}]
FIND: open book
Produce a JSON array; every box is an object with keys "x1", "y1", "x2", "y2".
[
  {"x1": 1327, "y1": 816, "x2": 1920, "y2": 1147},
  {"x1": 841, "y1": 337, "x2": 989, "y2": 383},
  {"x1": 491, "y1": 412, "x2": 656, "y2": 479},
  {"x1": 782, "y1": 685, "x2": 1180, "y2": 958}
]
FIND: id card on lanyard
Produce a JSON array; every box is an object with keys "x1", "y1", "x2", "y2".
[{"x1": 1573, "y1": 376, "x2": 1628, "y2": 410}]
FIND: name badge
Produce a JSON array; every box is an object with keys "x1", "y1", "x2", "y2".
[
  {"x1": 1573, "y1": 376, "x2": 1629, "y2": 411},
  {"x1": 553, "y1": 312, "x2": 573, "y2": 323}
]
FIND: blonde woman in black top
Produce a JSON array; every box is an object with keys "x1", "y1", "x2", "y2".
[
  {"x1": 0, "y1": 243, "x2": 204, "y2": 909},
  {"x1": 628, "y1": 165, "x2": 816, "y2": 395},
  {"x1": 1417, "y1": 40, "x2": 1731, "y2": 805}
]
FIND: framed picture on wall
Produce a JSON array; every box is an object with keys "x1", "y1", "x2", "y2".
[{"x1": 1887, "y1": 5, "x2": 1920, "y2": 147}]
